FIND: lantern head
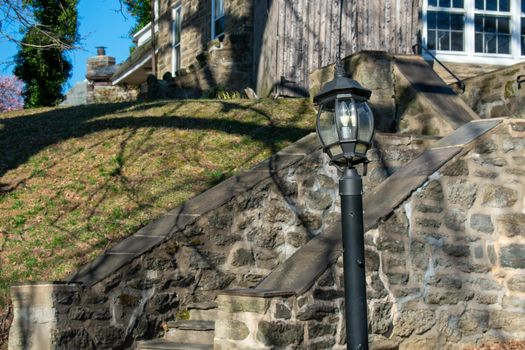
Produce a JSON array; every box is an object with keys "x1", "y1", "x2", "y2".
[{"x1": 313, "y1": 73, "x2": 374, "y2": 167}]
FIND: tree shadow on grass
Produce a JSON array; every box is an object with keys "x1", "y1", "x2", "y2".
[
  {"x1": 0, "y1": 100, "x2": 313, "y2": 184},
  {"x1": 0, "y1": 98, "x2": 313, "y2": 283}
]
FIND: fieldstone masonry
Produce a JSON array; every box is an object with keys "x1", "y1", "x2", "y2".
[
  {"x1": 214, "y1": 119, "x2": 525, "y2": 349},
  {"x1": 8, "y1": 51, "x2": 525, "y2": 348},
  {"x1": 309, "y1": 52, "x2": 478, "y2": 136},
  {"x1": 154, "y1": 0, "x2": 254, "y2": 95},
  {"x1": 62, "y1": 49, "x2": 139, "y2": 106},
  {"x1": 459, "y1": 62, "x2": 525, "y2": 119},
  {"x1": 8, "y1": 283, "x2": 81, "y2": 350},
  {"x1": 8, "y1": 131, "x2": 432, "y2": 349}
]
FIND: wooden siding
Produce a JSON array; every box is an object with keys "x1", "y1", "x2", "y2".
[{"x1": 254, "y1": 0, "x2": 421, "y2": 96}]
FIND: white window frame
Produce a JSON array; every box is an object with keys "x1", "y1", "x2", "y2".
[
  {"x1": 422, "y1": 0, "x2": 525, "y2": 64},
  {"x1": 172, "y1": 4, "x2": 182, "y2": 75},
  {"x1": 211, "y1": 0, "x2": 225, "y2": 39},
  {"x1": 521, "y1": 1, "x2": 525, "y2": 55},
  {"x1": 154, "y1": 0, "x2": 160, "y2": 19}
]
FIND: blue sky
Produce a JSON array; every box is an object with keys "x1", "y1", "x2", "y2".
[{"x1": 0, "y1": 0, "x2": 136, "y2": 90}]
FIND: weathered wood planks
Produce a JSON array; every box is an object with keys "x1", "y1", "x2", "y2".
[{"x1": 254, "y1": 0, "x2": 420, "y2": 96}]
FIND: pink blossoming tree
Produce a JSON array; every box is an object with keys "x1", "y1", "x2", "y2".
[{"x1": 0, "y1": 76, "x2": 23, "y2": 112}]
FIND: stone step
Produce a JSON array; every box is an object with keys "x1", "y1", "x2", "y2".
[
  {"x1": 189, "y1": 308, "x2": 217, "y2": 321},
  {"x1": 164, "y1": 321, "x2": 215, "y2": 345},
  {"x1": 168, "y1": 320, "x2": 215, "y2": 331},
  {"x1": 187, "y1": 302, "x2": 218, "y2": 321},
  {"x1": 137, "y1": 339, "x2": 213, "y2": 350},
  {"x1": 187, "y1": 301, "x2": 217, "y2": 310}
]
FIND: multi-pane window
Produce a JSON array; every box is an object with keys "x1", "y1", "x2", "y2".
[
  {"x1": 425, "y1": 0, "x2": 525, "y2": 60},
  {"x1": 427, "y1": 0, "x2": 465, "y2": 51},
  {"x1": 474, "y1": 0, "x2": 511, "y2": 54},
  {"x1": 428, "y1": 0, "x2": 464, "y2": 7},
  {"x1": 475, "y1": 0, "x2": 510, "y2": 11},
  {"x1": 212, "y1": 0, "x2": 225, "y2": 39},
  {"x1": 428, "y1": 12, "x2": 465, "y2": 51},
  {"x1": 475, "y1": 16, "x2": 511, "y2": 53}
]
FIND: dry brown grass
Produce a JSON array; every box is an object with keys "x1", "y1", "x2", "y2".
[{"x1": 0, "y1": 98, "x2": 315, "y2": 306}]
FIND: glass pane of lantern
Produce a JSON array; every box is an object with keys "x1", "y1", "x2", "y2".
[
  {"x1": 329, "y1": 144, "x2": 344, "y2": 158},
  {"x1": 335, "y1": 99, "x2": 357, "y2": 141},
  {"x1": 355, "y1": 143, "x2": 368, "y2": 155},
  {"x1": 317, "y1": 101, "x2": 337, "y2": 148},
  {"x1": 356, "y1": 102, "x2": 374, "y2": 144}
]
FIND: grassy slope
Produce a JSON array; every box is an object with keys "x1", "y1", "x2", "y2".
[{"x1": 0, "y1": 98, "x2": 315, "y2": 305}]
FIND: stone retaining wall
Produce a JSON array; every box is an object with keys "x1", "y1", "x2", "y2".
[
  {"x1": 88, "y1": 85, "x2": 139, "y2": 104},
  {"x1": 459, "y1": 62, "x2": 525, "y2": 119},
  {"x1": 7, "y1": 132, "x2": 430, "y2": 349},
  {"x1": 431, "y1": 62, "x2": 502, "y2": 86},
  {"x1": 215, "y1": 119, "x2": 525, "y2": 349},
  {"x1": 61, "y1": 83, "x2": 139, "y2": 107}
]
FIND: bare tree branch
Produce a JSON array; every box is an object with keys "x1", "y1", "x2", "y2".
[{"x1": 0, "y1": 0, "x2": 78, "y2": 50}]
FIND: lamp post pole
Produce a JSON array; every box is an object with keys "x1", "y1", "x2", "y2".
[
  {"x1": 340, "y1": 166, "x2": 368, "y2": 350},
  {"x1": 312, "y1": 1, "x2": 373, "y2": 346}
]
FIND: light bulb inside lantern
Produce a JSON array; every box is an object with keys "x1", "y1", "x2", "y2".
[
  {"x1": 339, "y1": 102, "x2": 350, "y2": 125},
  {"x1": 338, "y1": 101, "x2": 356, "y2": 140}
]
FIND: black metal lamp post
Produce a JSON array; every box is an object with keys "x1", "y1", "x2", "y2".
[{"x1": 313, "y1": 58, "x2": 375, "y2": 350}]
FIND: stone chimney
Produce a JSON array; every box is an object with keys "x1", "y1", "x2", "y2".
[{"x1": 86, "y1": 47, "x2": 118, "y2": 85}]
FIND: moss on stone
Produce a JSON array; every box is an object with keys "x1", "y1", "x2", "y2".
[
  {"x1": 176, "y1": 309, "x2": 190, "y2": 320},
  {"x1": 504, "y1": 80, "x2": 515, "y2": 99},
  {"x1": 502, "y1": 68, "x2": 520, "y2": 76},
  {"x1": 207, "y1": 39, "x2": 221, "y2": 50}
]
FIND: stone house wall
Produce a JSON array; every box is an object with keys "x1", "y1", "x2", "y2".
[
  {"x1": 155, "y1": 0, "x2": 254, "y2": 92},
  {"x1": 458, "y1": 62, "x2": 525, "y2": 119},
  {"x1": 214, "y1": 119, "x2": 525, "y2": 349}
]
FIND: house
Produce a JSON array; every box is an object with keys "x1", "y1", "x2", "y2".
[{"x1": 111, "y1": 0, "x2": 525, "y2": 97}]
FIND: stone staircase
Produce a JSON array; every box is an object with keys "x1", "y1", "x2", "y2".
[
  {"x1": 213, "y1": 119, "x2": 513, "y2": 350},
  {"x1": 9, "y1": 52, "x2": 504, "y2": 350},
  {"x1": 136, "y1": 302, "x2": 217, "y2": 350}
]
